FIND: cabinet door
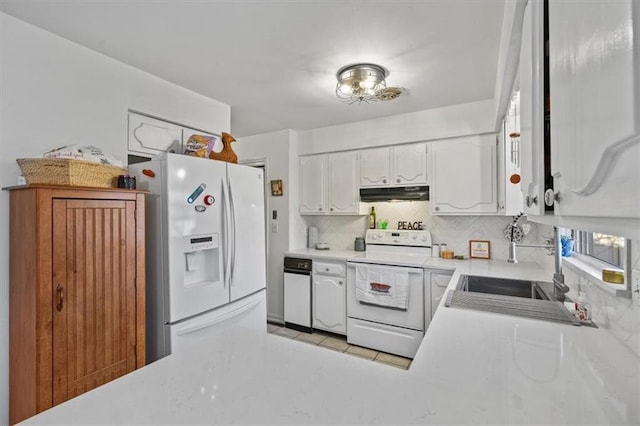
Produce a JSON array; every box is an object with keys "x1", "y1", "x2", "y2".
[
  {"x1": 519, "y1": 0, "x2": 546, "y2": 216},
  {"x1": 128, "y1": 113, "x2": 182, "y2": 155},
  {"x1": 430, "y1": 273, "x2": 452, "y2": 318},
  {"x1": 328, "y1": 151, "x2": 359, "y2": 214},
  {"x1": 393, "y1": 143, "x2": 428, "y2": 185},
  {"x1": 431, "y1": 135, "x2": 497, "y2": 214},
  {"x1": 300, "y1": 155, "x2": 327, "y2": 214},
  {"x1": 52, "y1": 199, "x2": 138, "y2": 405},
  {"x1": 549, "y1": 1, "x2": 639, "y2": 218},
  {"x1": 313, "y1": 275, "x2": 346, "y2": 334},
  {"x1": 360, "y1": 147, "x2": 391, "y2": 187}
]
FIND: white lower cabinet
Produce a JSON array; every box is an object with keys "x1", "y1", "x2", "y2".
[
  {"x1": 312, "y1": 260, "x2": 346, "y2": 334},
  {"x1": 430, "y1": 271, "x2": 453, "y2": 319},
  {"x1": 431, "y1": 134, "x2": 498, "y2": 214}
]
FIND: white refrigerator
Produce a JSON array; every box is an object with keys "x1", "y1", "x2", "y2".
[{"x1": 132, "y1": 153, "x2": 266, "y2": 363}]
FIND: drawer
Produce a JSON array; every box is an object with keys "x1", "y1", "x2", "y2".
[{"x1": 313, "y1": 261, "x2": 345, "y2": 277}]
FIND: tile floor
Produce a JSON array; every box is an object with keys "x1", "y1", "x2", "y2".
[{"x1": 267, "y1": 323, "x2": 412, "y2": 370}]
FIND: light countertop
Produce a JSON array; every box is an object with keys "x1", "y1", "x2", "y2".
[
  {"x1": 22, "y1": 260, "x2": 640, "y2": 425},
  {"x1": 285, "y1": 247, "x2": 363, "y2": 261}
]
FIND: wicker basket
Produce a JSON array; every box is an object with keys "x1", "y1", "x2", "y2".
[{"x1": 16, "y1": 158, "x2": 127, "y2": 188}]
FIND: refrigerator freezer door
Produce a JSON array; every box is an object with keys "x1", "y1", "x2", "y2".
[
  {"x1": 168, "y1": 289, "x2": 266, "y2": 354},
  {"x1": 227, "y1": 163, "x2": 267, "y2": 301},
  {"x1": 165, "y1": 154, "x2": 230, "y2": 322}
]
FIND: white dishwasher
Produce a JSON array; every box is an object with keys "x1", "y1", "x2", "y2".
[{"x1": 284, "y1": 257, "x2": 313, "y2": 332}]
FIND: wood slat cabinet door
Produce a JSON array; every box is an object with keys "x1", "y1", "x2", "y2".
[
  {"x1": 51, "y1": 198, "x2": 138, "y2": 405},
  {"x1": 8, "y1": 186, "x2": 145, "y2": 425}
]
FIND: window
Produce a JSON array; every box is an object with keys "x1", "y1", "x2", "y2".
[{"x1": 572, "y1": 230, "x2": 627, "y2": 269}]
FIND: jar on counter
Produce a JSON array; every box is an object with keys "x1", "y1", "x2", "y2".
[
  {"x1": 354, "y1": 237, "x2": 366, "y2": 252},
  {"x1": 439, "y1": 243, "x2": 447, "y2": 258},
  {"x1": 431, "y1": 243, "x2": 440, "y2": 257}
]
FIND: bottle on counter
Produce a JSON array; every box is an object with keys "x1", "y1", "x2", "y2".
[
  {"x1": 369, "y1": 206, "x2": 376, "y2": 229},
  {"x1": 440, "y1": 243, "x2": 447, "y2": 258}
]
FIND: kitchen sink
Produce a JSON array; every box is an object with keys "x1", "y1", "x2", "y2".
[
  {"x1": 447, "y1": 275, "x2": 596, "y2": 327},
  {"x1": 457, "y1": 275, "x2": 551, "y2": 300}
]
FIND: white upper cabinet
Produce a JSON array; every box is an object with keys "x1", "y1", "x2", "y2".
[
  {"x1": 548, "y1": 0, "x2": 639, "y2": 218},
  {"x1": 300, "y1": 152, "x2": 359, "y2": 215},
  {"x1": 393, "y1": 143, "x2": 429, "y2": 185},
  {"x1": 431, "y1": 134, "x2": 497, "y2": 215},
  {"x1": 300, "y1": 155, "x2": 327, "y2": 214},
  {"x1": 128, "y1": 112, "x2": 182, "y2": 156},
  {"x1": 327, "y1": 151, "x2": 360, "y2": 214},
  {"x1": 360, "y1": 143, "x2": 428, "y2": 187},
  {"x1": 519, "y1": 0, "x2": 546, "y2": 216},
  {"x1": 360, "y1": 147, "x2": 391, "y2": 187}
]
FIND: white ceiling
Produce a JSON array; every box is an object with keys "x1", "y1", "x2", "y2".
[{"x1": 0, "y1": 0, "x2": 507, "y2": 137}]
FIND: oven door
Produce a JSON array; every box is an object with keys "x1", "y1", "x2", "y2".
[{"x1": 346, "y1": 262, "x2": 424, "y2": 331}]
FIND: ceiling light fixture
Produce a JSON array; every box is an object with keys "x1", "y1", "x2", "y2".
[{"x1": 336, "y1": 63, "x2": 402, "y2": 104}]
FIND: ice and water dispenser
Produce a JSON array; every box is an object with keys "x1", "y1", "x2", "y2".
[{"x1": 182, "y1": 233, "x2": 220, "y2": 287}]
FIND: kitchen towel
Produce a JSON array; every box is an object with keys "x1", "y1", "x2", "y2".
[{"x1": 355, "y1": 264, "x2": 409, "y2": 309}]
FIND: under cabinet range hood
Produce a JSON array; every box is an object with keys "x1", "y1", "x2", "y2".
[{"x1": 359, "y1": 186, "x2": 429, "y2": 202}]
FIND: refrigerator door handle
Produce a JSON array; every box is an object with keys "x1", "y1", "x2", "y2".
[
  {"x1": 221, "y1": 179, "x2": 232, "y2": 289},
  {"x1": 175, "y1": 295, "x2": 262, "y2": 336},
  {"x1": 228, "y1": 177, "x2": 237, "y2": 287}
]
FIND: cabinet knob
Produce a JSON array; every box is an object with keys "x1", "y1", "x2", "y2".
[
  {"x1": 330, "y1": 208, "x2": 334, "y2": 211},
  {"x1": 382, "y1": 179, "x2": 387, "y2": 184},
  {"x1": 544, "y1": 189, "x2": 560, "y2": 207},
  {"x1": 435, "y1": 206, "x2": 440, "y2": 211},
  {"x1": 318, "y1": 207, "x2": 322, "y2": 211},
  {"x1": 325, "y1": 268, "x2": 329, "y2": 272},
  {"x1": 396, "y1": 178, "x2": 401, "y2": 183},
  {"x1": 339, "y1": 280, "x2": 343, "y2": 285}
]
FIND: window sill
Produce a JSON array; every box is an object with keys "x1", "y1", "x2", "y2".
[{"x1": 562, "y1": 254, "x2": 625, "y2": 296}]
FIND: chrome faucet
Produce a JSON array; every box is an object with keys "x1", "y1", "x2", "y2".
[{"x1": 507, "y1": 223, "x2": 570, "y2": 302}]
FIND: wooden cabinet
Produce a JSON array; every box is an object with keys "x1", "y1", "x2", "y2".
[
  {"x1": 128, "y1": 112, "x2": 182, "y2": 156},
  {"x1": 8, "y1": 185, "x2": 145, "y2": 425},
  {"x1": 430, "y1": 134, "x2": 498, "y2": 214},
  {"x1": 548, "y1": 0, "x2": 639, "y2": 218},
  {"x1": 360, "y1": 144, "x2": 428, "y2": 187},
  {"x1": 312, "y1": 260, "x2": 346, "y2": 334},
  {"x1": 300, "y1": 152, "x2": 359, "y2": 215}
]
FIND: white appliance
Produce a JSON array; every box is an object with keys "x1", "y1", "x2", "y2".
[
  {"x1": 283, "y1": 257, "x2": 313, "y2": 332},
  {"x1": 347, "y1": 229, "x2": 432, "y2": 358},
  {"x1": 131, "y1": 153, "x2": 266, "y2": 363}
]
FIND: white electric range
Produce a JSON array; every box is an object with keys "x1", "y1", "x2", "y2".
[{"x1": 346, "y1": 229, "x2": 432, "y2": 358}]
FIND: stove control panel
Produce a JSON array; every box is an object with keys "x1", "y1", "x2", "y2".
[{"x1": 365, "y1": 229, "x2": 432, "y2": 247}]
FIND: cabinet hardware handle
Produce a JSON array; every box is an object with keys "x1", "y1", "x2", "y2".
[
  {"x1": 382, "y1": 179, "x2": 387, "y2": 183},
  {"x1": 435, "y1": 206, "x2": 440, "y2": 211},
  {"x1": 330, "y1": 208, "x2": 333, "y2": 211},
  {"x1": 396, "y1": 178, "x2": 401, "y2": 183},
  {"x1": 339, "y1": 280, "x2": 343, "y2": 285},
  {"x1": 544, "y1": 189, "x2": 560, "y2": 206},
  {"x1": 56, "y1": 285, "x2": 64, "y2": 312},
  {"x1": 525, "y1": 195, "x2": 539, "y2": 207}
]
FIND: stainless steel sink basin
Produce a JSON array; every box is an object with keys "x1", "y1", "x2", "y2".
[
  {"x1": 447, "y1": 275, "x2": 597, "y2": 327},
  {"x1": 457, "y1": 275, "x2": 551, "y2": 300}
]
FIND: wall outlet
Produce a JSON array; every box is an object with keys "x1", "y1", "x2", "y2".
[{"x1": 271, "y1": 221, "x2": 279, "y2": 233}]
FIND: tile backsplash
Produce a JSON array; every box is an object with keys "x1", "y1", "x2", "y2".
[{"x1": 303, "y1": 201, "x2": 554, "y2": 265}]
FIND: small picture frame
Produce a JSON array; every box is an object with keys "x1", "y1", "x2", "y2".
[
  {"x1": 469, "y1": 240, "x2": 491, "y2": 259},
  {"x1": 270, "y1": 179, "x2": 283, "y2": 196}
]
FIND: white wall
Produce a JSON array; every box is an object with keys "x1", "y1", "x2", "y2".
[
  {"x1": 0, "y1": 13, "x2": 230, "y2": 424},
  {"x1": 297, "y1": 99, "x2": 495, "y2": 156},
  {"x1": 234, "y1": 129, "x2": 295, "y2": 323}
]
